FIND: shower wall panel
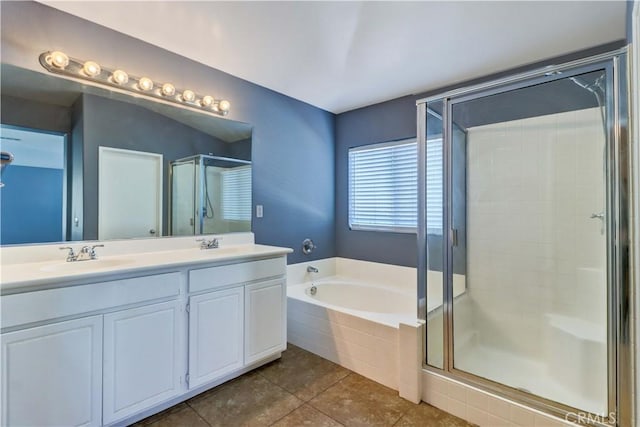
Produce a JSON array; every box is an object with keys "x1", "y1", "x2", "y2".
[{"x1": 464, "y1": 107, "x2": 606, "y2": 360}]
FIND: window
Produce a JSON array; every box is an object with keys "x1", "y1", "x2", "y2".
[
  {"x1": 348, "y1": 137, "x2": 443, "y2": 234},
  {"x1": 221, "y1": 166, "x2": 251, "y2": 221},
  {"x1": 348, "y1": 139, "x2": 417, "y2": 232}
]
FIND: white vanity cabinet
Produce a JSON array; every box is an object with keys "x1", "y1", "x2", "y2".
[
  {"x1": 245, "y1": 278, "x2": 286, "y2": 364},
  {"x1": 1, "y1": 249, "x2": 289, "y2": 427},
  {"x1": 187, "y1": 257, "x2": 287, "y2": 388},
  {"x1": 102, "y1": 300, "x2": 183, "y2": 424},
  {"x1": 1, "y1": 316, "x2": 103, "y2": 427},
  {"x1": 187, "y1": 287, "x2": 244, "y2": 389}
]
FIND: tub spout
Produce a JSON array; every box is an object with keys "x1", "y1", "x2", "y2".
[{"x1": 307, "y1": 266, "x2": 318, "y2": 273}]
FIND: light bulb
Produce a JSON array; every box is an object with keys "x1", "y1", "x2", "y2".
[
  {"x1": 82, "y1": 61, "x2": 101, "y2": 77},
  {"x1": 138, "y1": 77, "x2": 154, "y2": 91},
  {"x1": 201, "y1": 95, "x2": 214, "y2": 107},
  {"x1": 49, "y1": 51, "x2": 69, "y2": 69},
  {"x1": 161, "y1": 83, "x2": 176, "y2": 96},
  {"x1": 218, "y1": 100, "x2": 231, "y2": 113},
  {"x1": 182, "y1": 90, "x2": 196, "y2": 103},
  {"x1": 111, "y1": 69, "x2": 129, "y2": 85}
]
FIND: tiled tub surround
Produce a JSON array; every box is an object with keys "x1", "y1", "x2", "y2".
[
  {"x1": 287, "y1": 258, "x2": 464, "y2": 402},
  {"x1": 456, "y1": 107, "x2": 608, "y2": 414},
  {"x1": 287, "y1": 258, "x2": 418, "y2": 397}
]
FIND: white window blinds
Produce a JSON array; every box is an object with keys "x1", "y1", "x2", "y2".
[
  {"x1": 222, "y1": 166, "x2": 251, "y2": 221},
  {"x1": 425, "y1": 138, "x2": 443, "y2": 234},
  {"x1": 348, "y1": 139, "x2": 417, "y2": 232}
]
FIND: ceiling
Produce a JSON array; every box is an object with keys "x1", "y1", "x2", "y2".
[{"x1": 39, "y1": 1, "x2": 627, "y2": 114}]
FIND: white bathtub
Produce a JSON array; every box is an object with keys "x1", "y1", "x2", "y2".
[
  {"x1": 287, "y1": 279, "x2": 416, "y2": 327},
  {"x1": 286, "y1": 258, "x2": 421, "y2": 391}
]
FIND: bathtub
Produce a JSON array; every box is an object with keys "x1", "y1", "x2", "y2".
[
  {"x1": 286, "y1": 258, "x2": 421, "y2": 391},
  {"x1": 287, "y1": 279, "x2": 417, "y2": 327}
]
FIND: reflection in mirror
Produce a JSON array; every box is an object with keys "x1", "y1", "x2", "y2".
[
  {"x1": 170, "y1": 155, "x2": 251, "y2": 236},
  {"x1": 0, "y1": 64, "x2": 252, "y2": 245}
]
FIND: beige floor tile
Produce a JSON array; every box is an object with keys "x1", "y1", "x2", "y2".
[
  {"x1": 134, "y1": 403, "x2": 209, "y2": 427},
  {"x1": 271, "y1": 404, "x2": 344, "y2": 427},
  {"x1": 258, "y1": 344, "x2": 350, "y2": 401},
  {"x1": 188, "y1": 371, "x2": 303, "y2": 427},
  {"x1": 309, "y1": 373, "x2": 412, "y2": 426}
]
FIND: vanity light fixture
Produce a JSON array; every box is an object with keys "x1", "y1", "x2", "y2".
[
  {"x1": 201, "y1": 95, "x2": 214, "y2": 108},
  {"x1": 138, "y1": 77, "x2": 154, "y2": 91},
  {"x1": 39, "y1": 51, "x2": 231, "y2": 116},
  {"x1": 82, "y1": 61, "x2": 101, "y2": 77},
  {"x1": 161, "y1": 83, "x2": 176, "y2": 97},
  {"x1": 182, "y1": 89, "x2": 196, "y2": 103},
  {"x1": 218, "y1": 99, "x2": 231, "y2": 113},
  {"x1": 47, "y1": 51, "x2": 69, "y2": 69},
  {"x1": 111, "y1": 69, "x2": 129, "y2": 85}
]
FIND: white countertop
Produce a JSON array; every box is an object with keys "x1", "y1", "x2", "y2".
[{"x1": 1, "y1": 244, "x2": 292, "y2": 293}]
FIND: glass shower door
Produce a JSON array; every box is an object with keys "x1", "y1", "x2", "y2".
[{"x1": 450, "y1": 69, "x2": 609, "y2": 415}]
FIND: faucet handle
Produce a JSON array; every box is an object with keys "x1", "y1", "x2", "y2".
[
  {"x1": 89, "y1": 244, "x2": 104, "y2": 259},
  {"x1": 59, "y1": 246, "x2": 76, "y2": 262}
]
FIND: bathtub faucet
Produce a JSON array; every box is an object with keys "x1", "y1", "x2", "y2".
[{"x1": 307, "y1": 266, "x2": 318, "y2": 273}]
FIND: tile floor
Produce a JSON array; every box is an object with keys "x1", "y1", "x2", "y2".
[{"x1": 135, "y1": 344, "x2": 474, "y2": 427}]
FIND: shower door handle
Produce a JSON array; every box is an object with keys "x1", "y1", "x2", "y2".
[
  {"x1": 590, "y1": 212, "x2": 605, "y2": 235},
  {"x1": 451, "y1": 229, "x2": 458, "y2": 247}
]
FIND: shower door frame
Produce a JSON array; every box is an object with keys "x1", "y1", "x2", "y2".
[{"x1": 416, "y1": 48, "x2": 632, "y2": 426}]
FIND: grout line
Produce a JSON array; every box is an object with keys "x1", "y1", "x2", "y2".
[
  {"x1": 265, "y1": 402, "x2": 302, "y2": 426},
  {"x1": 305, "y1": 401, "x2": 347, "y2": 427},
  {"x1": 185, "y1": 401, "x2": 213, "y2": 427}
]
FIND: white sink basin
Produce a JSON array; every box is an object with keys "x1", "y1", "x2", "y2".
[{"x1": 40, "y1": 258, "x2": 134, "y2": 273}]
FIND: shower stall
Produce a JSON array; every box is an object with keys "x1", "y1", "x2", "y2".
[
  {"x1": 417, "y1": 49, "x2": 631, "y2": 425},
  {"x1": 169, "y1": 154, "x2": 251, "y2": 236}
]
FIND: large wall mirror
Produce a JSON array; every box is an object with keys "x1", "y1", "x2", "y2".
[{"x1": 0, "y1": 64, "x2": 253, "y2": 245}]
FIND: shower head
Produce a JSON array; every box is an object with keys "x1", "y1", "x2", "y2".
[{"x1": 569, "y1": 75, "x2": 605, "y2": 99}]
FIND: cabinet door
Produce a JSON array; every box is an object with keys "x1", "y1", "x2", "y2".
[
  {"x1": 245, "y1": 278, "x2": 286, "y2": 364},
  {"x1": 103, "y1": 300, "x2": 182, "y2": 424},
  {"x1": 188, "y1": 287, "x2": 244, "y2": 389},
  {"x1": 1, "y1": 316, "x2": 102, "y2": 427}
]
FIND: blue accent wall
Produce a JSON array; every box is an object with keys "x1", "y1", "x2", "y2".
[
  {"x1": 335, "y1": 95, "x2": 417, "y2": 267},
  {"x1": 0, "y1": 165, "x2": 63, "y2": 245},
  {"x1": 1, "y1": 1, "x2": 335, "y2": 264}
]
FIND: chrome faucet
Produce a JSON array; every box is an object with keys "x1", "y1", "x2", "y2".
[
  {"x1": 197, "y1": 238, "x2": 221, "y2": 250},
  {"x1": 60, "y1": 244, "x2": 104, "y2": 262},
  {"x1": 307, "y1": 266, "x2": 318, "y2": 273}
]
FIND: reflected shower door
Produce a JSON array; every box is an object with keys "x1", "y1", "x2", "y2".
[
  {"x1": 170, "y1": 160, "x2": 196, "y2": 236},
  {"x1": 451, "y1": 69, "x2": 609, "y2": 414}
]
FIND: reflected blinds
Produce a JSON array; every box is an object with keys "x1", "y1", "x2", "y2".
[{"x1": 222, "y1": 166, "x2": 251, "y2": 221}]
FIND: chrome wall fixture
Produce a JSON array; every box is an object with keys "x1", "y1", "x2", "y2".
[{"x1": 39, "y1": 51, "x2": 231, "y2": 116}]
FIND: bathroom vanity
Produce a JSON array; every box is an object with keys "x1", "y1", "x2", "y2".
[{"x1": 0, "y1": 234, "x2": 291, "y2": 426}]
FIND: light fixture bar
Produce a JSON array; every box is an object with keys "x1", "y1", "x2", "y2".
[{"x1": 39, "y1": 51, "x2": 231, "y2": 116}]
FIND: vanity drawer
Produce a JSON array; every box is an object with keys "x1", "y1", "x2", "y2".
[
  {"x1": 189, "y1": 257, "x2": 285, "y2": 293},
  {"x1": 2, "y1": 272, "x2": 180, "y2": 329}
]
